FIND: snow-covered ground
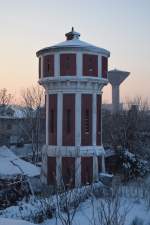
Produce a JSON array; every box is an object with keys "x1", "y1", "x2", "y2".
[
  {"x1": 1, "y1": 196, "x2": 150, "y2": 225},
  {"x1": 0, "y1": 218, "x2": 36, "y2": 225},
  {"x1": 41, "y1": 197, "x2": 150, "y2": 225},
  {"x1": 1, "y1": 173, "x2": 150, "y2": 225},
  {"x1": 1, "y1": 181, "x2": 150, "y2": 225}
]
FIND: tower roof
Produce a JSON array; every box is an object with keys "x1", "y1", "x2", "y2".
[
  {"x1": 108, "y1": 69, "x2": 130, "y2": 86},
  {"x1": 36, "y1": 28, "x2": 110, "y2": 57}
]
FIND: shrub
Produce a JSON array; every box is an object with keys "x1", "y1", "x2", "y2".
[
  {"x1": 131, "y1": 217, "x2": 144, "y2": 225},
  {"x1": 118, "y1": 149, "x2": 149, "y2": 181}
]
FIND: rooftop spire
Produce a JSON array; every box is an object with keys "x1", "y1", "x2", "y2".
[{"x1": 65, "y1": 27, "x2": 80, "y2": 40}]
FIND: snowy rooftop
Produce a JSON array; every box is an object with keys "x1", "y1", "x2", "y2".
[
  {"x1": 0, "y1": 146, "x2": 40, "y2": 178},
  {"x1": 0, "y1": 105, "x2": 25, "y2": 119},
  {"x1": 36, "y1": 28, "x2": 110, "y2": 56},
  {"x1": 11, "y1": 105, "x2": 25, "y2": 118}
]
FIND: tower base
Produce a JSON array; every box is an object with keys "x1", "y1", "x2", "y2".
[{"x1": 41, "y1": 145, "x2": 106, "y2": 187}]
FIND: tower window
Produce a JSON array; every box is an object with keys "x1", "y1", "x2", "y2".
[
  {"x1": 88, "y1": 57, "x2": 94, "y2": 72},
  {"x1": 83, "y1": 54, "x2": 98, "y2": 76},
  {"x1": 85, "y1": 109, "x2": 89, "y2": 134},
  {"x1": 65, "y1": 56, "x2": 71, "y2": 70},
  {"x1": 47, "y1": 61, "x2": 50, "y2": 72},
  {"x1": 67, "y1": 109, "x2": 71, "y2": 133},
  {"x1": 43, "y1": 55, "x2": 54, "y2": 76},
  {"x1": 60, "y1": 54, "x2": 76, "y2": 76},
  {"x1": 51, "y1": 109, "x2": 54, "y2": 133}
]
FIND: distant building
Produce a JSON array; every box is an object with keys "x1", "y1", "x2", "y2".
[
  {"x1": 0, "y1": 105, "x2": 45, "y2": 147},
  {"x1": 37, "y1": 28, "x2": 110, "y2": 186},
  {"x1": 102, "y1": 103, "x2": 123, "y2": 112},
  {"x1": 107, "y1": 69, "x2": 130, "y2": 113},
  {"x1": 0, "y1": 105, "x2": 25, "y2": 146}
]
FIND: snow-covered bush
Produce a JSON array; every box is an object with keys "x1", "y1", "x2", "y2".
[
  {"x1": 130, "y1": 217, "x2": 144, "y2": 225},
  {"x1": 0, "y1": 182, "x2": 105, "y2": 224},
  {"x1": 0, "y1": 197, "x2": 55, "y2": 224},
  {"x1": 118, "y1": 149, "x2": 150, "y2": 181}
]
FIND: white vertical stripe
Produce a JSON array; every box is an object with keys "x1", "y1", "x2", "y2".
[
  {"x1": 92, "y1": 93, "x2": 97, "y2": 146},
  {"x1": 77, "y1": 52, "x2": 82, "y2": 77},
  {"x1": 75, "y1": 157, "x2": 81, "y2": 187},
  {"x1": 55, "y1": 53, "x2": 60, "y2": 76},
  {"x1": 93, "y1": 156, "x2": 98, "y2": 181},
  {"x1": 46, "y1": 93, "x2": 49, "y2": 145},
  {"x1": 75, "y1": 93, "x2": 81, "y2": 146},
  {"x1": 57, "y1": 92, "x2": 63, "y2": 146},
  {"x1": 98, "y1": 55, "x2": 102, "y2": 78},
  {"x1": 41, "y1": 56, "x2": 44, "y2": 78},
  {"x1": 100, "y1": 94, "x2": 102, "y2": 144},
  {"x1": 56, "y1": 156, "x2": 62, "y2": 186}
]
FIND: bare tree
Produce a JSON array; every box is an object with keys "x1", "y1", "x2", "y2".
[
  {"x1": 88, "y1": 182, "x2": 131, "y2": 225},
  {"x1": 53, "y1": 163, "x2": 93, "y2": 225},
  {"x1": 0, "y1": 88, "x2": 14, "y2": 146},
  {"x1": 21, "y1": 85, "x2": 45, "y2": 163},
  {"x1": 102, "y1": 96, "x2": 150, "y2": 157},
  {"x1": 55, "y1": 187, "x2": 79, "y2": 225},
  {"x1": 0, "y1": 88, "x2": 13, "y2": 106},
  {"x1": 0, "y1": 88, "x2": 13, "y2": 115}
]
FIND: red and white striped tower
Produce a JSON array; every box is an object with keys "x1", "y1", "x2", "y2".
[{"x1": 36, "y1": 28, "x2": 110, "y2": 187}]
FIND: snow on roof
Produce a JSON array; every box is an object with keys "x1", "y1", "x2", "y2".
[
  {"x1": 0, "y1": 218, "x2": 35, "y2": 225},
  {"x1": 37, "y1": 39, "x2": 110, "y2": 56},
  {"x1": 105, "y1": 149, "x2": 116, "y2": 157},
  {"x1": 0, "y1": 146, "x2": 40, "y2": 178},
  {"x1": 36, "y1": 29, "x2": 110, "y2": 56},
  {"x1": 11, "y1": 105, "x2": 25, "y2": 118},
  {"x1": 0, "y1": 158, "x2": 20, "y2": 176},
  {"x1": 100, "y1": 172, "x2": 114, "y2": 178},
  {"x1": 53, "y1": 38, "x2": 94, "y2": 48},
  {"x1": 0, "y1": 105, "x2": 25, "y2": 119},
  {"x1": 0, "y1": 146, "x2": 17, "y2": 160}
]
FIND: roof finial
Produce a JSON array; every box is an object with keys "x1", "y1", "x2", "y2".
[{"x1": 65, "y1": 27, "x2": 80, "y2": 40}]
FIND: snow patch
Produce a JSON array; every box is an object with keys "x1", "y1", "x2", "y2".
[
  {"x1": 0, "y1": 146, "x2": 40, "y2": 178},
  {"x1": 0, "y1": 218, "x2": 36, "y2": 225}
]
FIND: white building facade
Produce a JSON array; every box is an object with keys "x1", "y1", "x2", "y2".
[{"x1": 37, "y1": 28, "x2": 110, "y2": 187}]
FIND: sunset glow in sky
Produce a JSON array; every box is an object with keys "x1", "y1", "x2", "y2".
[{"x1": 0, "y1": 0, "x2": 150, "y2": 103}]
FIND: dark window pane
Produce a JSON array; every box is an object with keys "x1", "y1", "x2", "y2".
[
  {"x1": 51, "y1": 109, "x2": 54, "y2": 133},
  {"x1": 67, "y1": 109, "x2": 71, "y2": 133}
]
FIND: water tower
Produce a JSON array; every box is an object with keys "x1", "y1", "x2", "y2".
[
  {"x1": 36, "y1": 28, "x2": 110, "y2": 187},
  {"x1": 108, "y1": 69, "x2": 130, "y2": 113}
]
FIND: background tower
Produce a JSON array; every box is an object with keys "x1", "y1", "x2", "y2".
[
  {"x1": 36, "y1": 28, "x2": 110, "y2": 187},
  {"x1": 108, "y1": 69, "x2": 130, "y2": 113}
]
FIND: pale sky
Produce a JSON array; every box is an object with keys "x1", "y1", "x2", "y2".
[{"x1": 0, "y1": 0, "x2": 150, "y2": 103}]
